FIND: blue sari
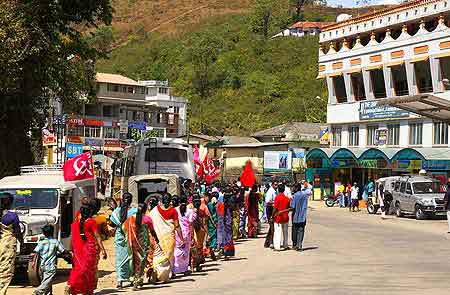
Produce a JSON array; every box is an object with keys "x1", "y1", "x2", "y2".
[{"x1": 110, "y1": 207, "x2": 137, "y2": 283}]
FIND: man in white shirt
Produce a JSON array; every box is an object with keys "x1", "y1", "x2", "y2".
[
  {"x1": 350, "y1": 182, "x2": 360, "y2": 212},
  {"x1": 283, "y1": 181, "x2": 292, "y2": 199},
  {"x1": 264, "y1": 181, "x2": 277, "y2": 248}
]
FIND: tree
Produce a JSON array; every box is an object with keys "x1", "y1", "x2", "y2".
[
  {"x1": 0, "y1": 0, "x2": 112, "y2": 177},
  {"x1": 289, "y1": 0, "x2": 327, "y2": 22},
  {"x1": 250, "y1": 0, "x2": 280, "y2": 40}
]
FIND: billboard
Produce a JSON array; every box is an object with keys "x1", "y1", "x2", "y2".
[
  {"x1": 66, "y1": 143, "x2": 83, "y2": 159},
  {"x1": 359, "y1": 101, "x2": 409, "y2": 120},
  {"x1": 264, "y1": 151, "x2": 292, "y2": 173}
]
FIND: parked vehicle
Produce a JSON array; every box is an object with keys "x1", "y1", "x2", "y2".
[
  {"x1": 127, "y1": 174, "x2": 181, "y2": 204},
  {"x1": 367, "y1": 176, "x2": 400, "y2": 214},
  {"x1": 0, "y1": 165, "x2": 96, "y2": 286},
  {"x1": 392, "y1": 175, "x2": 446, "y2": 220},
  {"x1": 325, "y1": 192, "x2": 340, "y2": 207}
]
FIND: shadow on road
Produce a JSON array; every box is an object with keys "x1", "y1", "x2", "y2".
[{"x1": 301, "y1": 246, "x2": 319, "y2": 252}]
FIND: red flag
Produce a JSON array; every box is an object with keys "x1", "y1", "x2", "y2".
[
  {"x1": 240, "y1": 160, "x2": 256, "y2": 187},
  {"x1": 63, "y1": 152, "x2": 95, "y2": 181},
  {"x1": 205, "y1": 158, "x2": 221, "y2": 184}
]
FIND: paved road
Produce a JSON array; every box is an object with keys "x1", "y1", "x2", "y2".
[{"x1": 10, "y1": 205, "x2": 450, "y2": 295}]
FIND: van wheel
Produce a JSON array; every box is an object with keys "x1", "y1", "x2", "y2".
[
  {"x1": 367, "y1": 200, "x2": 376, "y2": 214},
  {"x1": 415, "y1": 205, "x2": 427, "y2": 220},
  {"x1": 395, "y1": 202, "x2": 402, "y2": 217},
  {"x1": 27, "y1": 254, "x2": 41, "y2": 287}
]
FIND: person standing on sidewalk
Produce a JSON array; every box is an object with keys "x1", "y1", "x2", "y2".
[
  {"x1": 444, "y1": 181, "x2": 450, "y2": 233},
  {"x1": 291, "y1": 181, "x2": 312, "y2": 251},
  {"x1": 272, "y1": 184, "x2": 290, "y2": 251},
  {"x1": 264, "y1": 181, "x2": 277, "y2": 248}
]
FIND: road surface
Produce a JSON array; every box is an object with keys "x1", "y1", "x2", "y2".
[{"x1": 10, "y1": 204, "x2": 450, "y2": 295}]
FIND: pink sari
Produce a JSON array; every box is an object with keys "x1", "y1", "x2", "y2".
[{"x1": 173, "y1": 207, "x2": 196, "y2": 274}]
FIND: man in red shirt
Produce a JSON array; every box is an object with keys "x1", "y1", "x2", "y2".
[{"x1": 272, "y1": 184, "x2": 290, "y2": 251}]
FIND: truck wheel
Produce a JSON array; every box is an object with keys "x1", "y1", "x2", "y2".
[
  {"x1": 28, "y1": 255, "x2": 41, "y2": 287},
  {"x1": 415, "y1": 205, "x2": 427, "y2": 220},
  {"x1": 367, "y1": 200, "x2": 376, "y2": 214},
  {"x1": 395, "y1": 202, "x2": 403, "y2": 218}
]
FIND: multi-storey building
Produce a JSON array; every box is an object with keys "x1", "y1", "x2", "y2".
[
  {"x1": 64, "y1": 73, "x2": 187, "y2": 156},
  {"x1": 306, "y1": 0, "x2": 450, "y2": 197}
]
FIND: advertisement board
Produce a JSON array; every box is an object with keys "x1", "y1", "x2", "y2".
[
  {"x1": 42, "y1": 129, "x2": 57, "y2": 146},
  {"x1": 319, "y1": 127, "x2": 329, "y2": 145},
  {"x1": 359, "y1": 101, "x2": 409, "y2": 120},
  {"x1": 263, "y1": 151, "x2": 292, "y2": 173},
  {"x1": 376, "y1": 128, "x2": 388, "y2": 145},
  {"x1": 66, "y1": 143, "x2": 83, "y2": 159}
]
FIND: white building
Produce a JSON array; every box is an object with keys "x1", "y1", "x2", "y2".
[
  {"x1": 306, "y1": 0, "x2": 450, "y2": 196},
  {"x1": 139, "y1": 80, "x2": 188, "y2": 137},
  {"x1": 273, "y1": 21, "x2": 333, "y2": 38}
]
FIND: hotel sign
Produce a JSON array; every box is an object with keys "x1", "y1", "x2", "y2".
[{"x1": 359, "y1": 101, "x2": 409, "y2": 120}]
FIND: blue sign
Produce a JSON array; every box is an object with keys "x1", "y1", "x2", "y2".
[
  {"x1": 359, "y1": 101, "x2": 409, "y2": 120},
  {"x1": 66, "y1": 143, "x2": 83, "y2": 159},
  {"x1": 128, "y1": 121, "x2": 147, "y2": 131},
  {"x1": 85, "y1": 138, "x2": 104, "y2": 147}
]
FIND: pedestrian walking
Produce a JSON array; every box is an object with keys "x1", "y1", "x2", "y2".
[
  {"x1": 350, "y1": 183, "x2": 360, "y2": 212},
  {"x1": 247, "y1": 184, "x2": 260, "y2": 238},
  {"x1": 291, "y1": 181, "x2": 311, "y2": 251},
  {"x1": 338, "y1": 182, "x2": 345, "y2": 208},
  {"x1": 0, "y1": 193, "x2": 23, "y2": 295},
  {"x1": 173, "y1": 195, "x2": 196, "y2": 275},
  {"x1": 272, "y1": 184, "x2": 290, "y2": 251},
  {"x1": 444, "y1": 181, "x2": 450, "y2": 233},
  {"x1": 264, "y1": 181, "x2": 277, "y2": 248},
  {"x1": 33, "y1": 225, "x2": 69, "y2": 295}
]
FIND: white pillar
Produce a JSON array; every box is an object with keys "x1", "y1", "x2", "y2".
[
  {"x1": 359, "y1": 124, "x2": 367, "y2": 148},
  {"x1": 399, "y1": 121, "x2": 409, "y2": 148},
  {"x1": 422, "y1": 120, "x2": 433, "y2": 148},
  {"x1": 405, "y1": 62, "x2": 417, "y2": 96},
  {"x1": 384, "y1": 66, "x2": 395, "y2": 98},
  {"x1": 326, "y1": 76, "x2": 337, "y2": 104},
  {"x1": 344, "y1": 74, "x2": 355, "y2": 102},
  {"x1": 341, "y1": 125, "x2": 349, "y2": 148},
  {"x1": 362, "y1": 70, "x2": 374, "y2": 99},
  {"x1": 430, "y1": 57, "x2": 443, "y2": 93}
]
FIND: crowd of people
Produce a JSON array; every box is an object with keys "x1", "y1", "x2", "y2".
[{"x1": 0, "y1": 178, "x2": 313, "y2": 295}]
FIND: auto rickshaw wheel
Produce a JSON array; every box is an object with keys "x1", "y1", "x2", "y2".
[
  {"x1": 367, "y1": 199, "x2": 376, "y2": 214},
  {"x1": 27, "y1": 255, "x2": 42, "y2": 287}
]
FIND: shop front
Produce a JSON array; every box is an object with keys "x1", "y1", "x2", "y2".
[{"x1": 306, "y1": 147, "x2": 450, "y2": 200}]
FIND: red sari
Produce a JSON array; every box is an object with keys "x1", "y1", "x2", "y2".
[
  {"x1": 246, "y1": 192, "x2": 260, "y2": 238},
  {"x1": 68, "y1": 218, "x2": 99, "y2": 294}
]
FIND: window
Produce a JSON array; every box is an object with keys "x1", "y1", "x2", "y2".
[
  {"x1": 135, "y1": 111, "x2": 145, "y2": 121},
  {"x1": 369, "y1": 69, "x2": 387, "y2": 98},
  {"x1": 147, "y1": 87, "x2": 157, "y2": 96},
  {"x1": 103, "y1": 127, "x2": 119, "y2": 139},
  {"x1": 332, "y1": 127, "x2": 342, "y2": 147},
  {"x1": 107, "y1": 84, "x2": 120, "y2": 92},
  {"x1": 414, "y1": 60, "x2": 433, "y2": 93},
  {"x1": 84, "y1": 126, "x2": 101, "y2": 138},
  {"x1": 387, "y1": 124, "x2": 400, "y2": 145},
  {"x1": 391, "y1": 64, "x2": 409, "y2": 96},
  {"x1": 433, "y1": 122, "x2": 448, "y2": 145},
  {"x1": 138, "y1": 87, "x2": 146, "y2": 94},
  {"x1": 367, "y1": 125, "x2": 378, "y2": 146},
  {"x1": 158, "y1": 87, "x2": 168, "y2": 94},
  {"x1": 127, "y1": 86, "x2": 134, "y2": 93},
  {"x1": 127, "y1": 110, "x2": 133, "y2": 121},
  {"x1": 406, "y1": 183, "x2": 412, "y2": 195},
  {"x1": 348, "y1": 126, "x2": 359, "y2": 146},
  {"x1": 350, "y1": 72, "x2": 366, "y2": 100},
  {"x1": 67, "y1": 126, "x2": 84, "y2": 137},
  {"x1": 333, "y1": 76, "x2": 347, "y2": 103},
  {"x1": 103, "y1": 105, "x2": 113, "y2": 117},
  {"x1": 400, "y1": 181, "x2": 406, "y2": 193},
  {"x1": 409, "y1": 123, "x2": 423, "y2": 145},
  {"x1": 145, "y1": 148, "x2": 188, "y2": 163},
  {"x1": 439, "y1": 57, "x2": 450, "y2": 89},
  {"x1": 84, "y1": 104, "x2": 98, "y2": 116},
  {"x1": 157, "y1": 113, "x2": 161, "y2": 124}
]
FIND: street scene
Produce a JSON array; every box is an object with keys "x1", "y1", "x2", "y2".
[{"x1": 2, "y1": 0, "x2": 450, "y2": 295}]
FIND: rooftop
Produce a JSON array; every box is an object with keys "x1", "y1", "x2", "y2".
[
  {"x1": 252, "y1": 122, "x2": 322, "y2": 141},
  {"x1": 290, "y1": 21, "x2": 335, "y2": 29},
  {"x1": 220, "y1": 142, "x2": 289, "y2": 148},
  {"x1": 96, "y1": 73, "x2": 141, "y2": 86}
]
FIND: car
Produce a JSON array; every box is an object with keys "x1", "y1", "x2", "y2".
[
  {"x1": 0, "y1": 165, "x2": 96, "y2": 286},
  {"x1": 392, "y1": 175, "x2": 446, "y2": 220}
]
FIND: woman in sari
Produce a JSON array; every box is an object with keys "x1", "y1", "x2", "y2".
[
  {"x1": 217, "y1": 190, "x2": 235, "y2": 259},
  {"x1": 247, "y1": 185, "x2": 260, "y2": 238},
  {"x1": 207, "y1": 192, "x2": 218, "y2": 260},
  {"x1": 66, "y1": 206, "x2": 107, "y2": 295},
  {"x1": 149, "y1": 194, "x2": 185, "y2": 272},
  {"x1": 0, "y1": 193, "x2": 23, "y2": 295},
  {"x1": 191, "y1": 194, "x2": 209, "y2": 271},
  {"x1": 110, "y1": 193, "x2": 137, "y2": 289},
  {"x1": 173, "y1": 195, "x2": 196, "y2": 275},
  {"x1": 124, "y1": 203, "x2": 150, "y2": 290}
]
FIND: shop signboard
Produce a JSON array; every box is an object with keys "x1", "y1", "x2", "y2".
[
  {"x1": 128, "y1": 121, "x2": 147, "y2": 131},
  {"x1": 359, "y1": 101, "x2": 409, "y2": 121},
  {"x1": 424, "y1": 160, "x2": 450, "y2": 170},
  {"x1": 85, "y1": 138, "x2": 104, "y2": 147},
  {"x1": 393, "y1": 160, "x2": 423, "y2": 170},
  {"x1": 375, "y1": 128, "x2": 388, "y2": 146},
  {"x1": 42, "y1": 129, "x2": 57, "y2": 146},
  {"x1": 263, "y1": 151, "x2": 292, "y2": 173},
  {"x1": 319, "y1": 127, "x2": 329, "y2": 145},
  {"x1": 104, "y1": 139, "x2": 121, "y2": 148},
  {"x1": 66, "y1": 143, "x2": 83, "y2": 159},
  {"x1": 119, "y1": 120, "x2": 129, "y2": 134},
  {"x1": 291, "y1": 148, "x2": 305, "y2": 159}
]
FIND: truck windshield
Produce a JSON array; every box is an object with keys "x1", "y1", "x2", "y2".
[
  {"x1": 0, "y1": 188, "x2": 58, "y2": 209},
  {"x1": 412, "y1": 182, "x2": 441, "y2": 194}
]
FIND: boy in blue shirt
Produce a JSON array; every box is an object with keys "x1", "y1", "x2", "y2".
[{"x1": 33, "y1": 225, "x2": 69, "y2": 295}]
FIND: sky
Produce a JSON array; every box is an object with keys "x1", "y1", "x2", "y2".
[{"x1": 327, "y1": 0, "x2": 400, "y2": 8}]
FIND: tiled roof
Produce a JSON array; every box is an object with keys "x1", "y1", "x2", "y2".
[
  {"x1": 252, "y1": 122, "x2": 322, "y2": 141},
  {"x1": 289, "y1": 21, "x2": 335, "y2": 29},
  {"x1": 221, "y1": 136, "x2": 260, "y2": 145},
  {"x1": 96, "y1": 73, "x2": 141, "y2": 86}
]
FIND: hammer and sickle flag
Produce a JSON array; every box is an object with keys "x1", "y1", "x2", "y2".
[{"x1": 63, "y1": 152, "x2": 94, "y2": 181}]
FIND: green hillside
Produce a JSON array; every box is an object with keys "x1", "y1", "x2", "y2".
[{"x1": 97, "y1": 8, "x2": 329, "y2": 135}]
